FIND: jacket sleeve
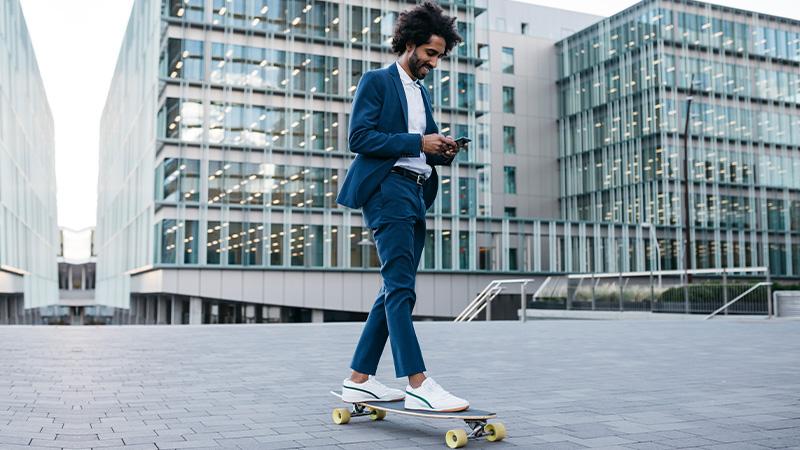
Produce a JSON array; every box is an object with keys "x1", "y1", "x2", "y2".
[{"x1": 348, "y1": 71, "x2": 423, "y2": 159}]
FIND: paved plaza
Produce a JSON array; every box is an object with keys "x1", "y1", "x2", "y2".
[{"x1": 0, "y1": 319, "x2": 798, "y2": 450}]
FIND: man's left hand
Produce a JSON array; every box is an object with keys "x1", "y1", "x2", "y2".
[{"x1": 443, "y1": 135, "x2": 459, "y2": 158}]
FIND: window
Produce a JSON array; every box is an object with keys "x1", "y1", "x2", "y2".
[
  {"x1": 72, "y1": 267, "x2": 82, "y2": 290},
  {"x1": 478, "y1": 82, "x2": 489, "y2": 103},
  {"x1": 458, "y1": 177, "x2": 477, "y2": 215},
  {"x1": 503, "y1": 126, "x2": 516, "y2": 154},
  {"x1": 478, "y1": 43, "x2": 489, "y2": 62},
  {"x1": 504, "y1": 207, "x2": 517, "y2": 217},
  {"x1": 521, "y1": 23, "x2": 529, "y2": 35},
  {"x1": 184, "y1": 221, "x2": 198, "y2": 264},
  {"x1": 457, "y1": 73, "x2": 475, "y2": 109},
  {"x1": 163, "y1": 39, "x2": 203, "y2": 81},
  {"x1": 159, "y1": 219, "x2": 177, "y2": 264},
  {"x1": 165, "y1": 0, "x2": 203, "y2": 21},
  {"x1": 501, "y1": 47, "x2": 514, "y2": 74},
  {"x1": 157, "y1": 158, "x2": 199, "y2": 203},
  {"x1": 509, "y1": 248, "x2": 519, "y2": 271},
  {"x1": 504, "y1": 167, "x2": 517, "y2": 194},
  {"x1": 502, "y1": 86, "x2": 515, "y2": 113},
  {"x1": 207, "y1": 221, "x2": 221, "y2": 264}
]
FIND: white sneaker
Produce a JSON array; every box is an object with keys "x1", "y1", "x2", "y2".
[
  {"x1": 404, "y1": 377, "x2": 469, "y2": 412},
  {"x1": 341, "y1": 376, "x2": 405, "y2": 402}
]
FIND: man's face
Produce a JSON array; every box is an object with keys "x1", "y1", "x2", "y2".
[{"x1": 407, "y1": 35, "x2": 446, "y2": 80}]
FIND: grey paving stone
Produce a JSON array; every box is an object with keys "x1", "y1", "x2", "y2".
[
  {"x1": 100, "y1": 445, "x2": 159, "y2": 450},
  {"x1": 623, "y1": 443, "x2": 674, "y2": 450},
  {"x1": 0, "y1": 433, "x2": 31, "y2": 445},
  {"x1": 155, "y1": 440, "x2": 220, "y2": 449},
  {"x1": 0, "y1": 321, "x2": 797, "y2": 449}
]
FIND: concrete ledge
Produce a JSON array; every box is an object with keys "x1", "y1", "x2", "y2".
[
  {"x1": 0, "y1": 270, "x2": 23, "y2": 294},
  {"x1": 525, "y1": 308, "x2": 769, "y2": 320}
]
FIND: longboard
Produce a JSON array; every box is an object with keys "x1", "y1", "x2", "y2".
[{"x1": 330, "y1": 391, "x2": 506, "y2": 448}]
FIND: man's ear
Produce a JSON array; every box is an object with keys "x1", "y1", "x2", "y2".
[{"x1": 405, "y1": 42, "x2": 415, "y2": 55}]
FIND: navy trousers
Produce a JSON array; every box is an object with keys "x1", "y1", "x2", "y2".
[{"x1": 350, "y1": 172, "x2": 428, "y2": 378}]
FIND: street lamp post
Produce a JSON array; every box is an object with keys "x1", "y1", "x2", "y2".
[
  {"x1": 681, "y1": 74, "x2": 696, "y2": 314},
  {"x1": 641, "y1": 222, "x2": 661, "y2": 288}
]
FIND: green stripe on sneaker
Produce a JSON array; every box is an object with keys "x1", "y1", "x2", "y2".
[
  {"x1": 343, "y1": 385, "x2": 380, "y2": 399},
  {"x1": 405, "y1": 390, "x2": 433, "y2": 409}
]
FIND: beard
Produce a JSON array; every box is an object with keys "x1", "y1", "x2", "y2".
[{"x1": 409, "y1": 52, "x2": 433, "y2": 80}]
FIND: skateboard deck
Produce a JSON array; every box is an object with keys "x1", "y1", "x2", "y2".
[{"x1": 330, "y1": 391, "x2": 506, "y2": 448}]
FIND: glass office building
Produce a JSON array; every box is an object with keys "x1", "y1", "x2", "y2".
[
  {"x1": 97, "y1": 0, "x2": 799, "y2": 323},
  {"x1": 0, "y1": 0, "x2": 60, "y2": 324},
  {"x1": 557, "y1": 0, "x2": 800, "y2": 276}
]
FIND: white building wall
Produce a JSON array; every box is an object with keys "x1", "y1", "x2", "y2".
[
  {"x1": 0, "y1": 0, "x2": 59, "y2": 307},
  {"x1": 95, "y1": 0, "x2": 161, "y2": 309},
  {"x1": 476, "y1": 0, "x2": 602, "y2": 220}
]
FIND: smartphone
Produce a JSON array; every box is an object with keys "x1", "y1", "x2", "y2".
[{"x1": 454, "y1": 136, "x2": 471, "y2": 148}]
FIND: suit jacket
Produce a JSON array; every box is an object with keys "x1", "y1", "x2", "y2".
[{"x1": 336, "y1": 63, "x2": 453, "y2": 210}]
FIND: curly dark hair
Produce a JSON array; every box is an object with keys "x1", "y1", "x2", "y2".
[{"x1": 391, "y1": 1, "x2": 462, "y2": 56}]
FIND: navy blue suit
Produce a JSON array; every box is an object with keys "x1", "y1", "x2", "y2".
[{"x1": 338, "y1": 63, "x2": 453, "y2": 378}]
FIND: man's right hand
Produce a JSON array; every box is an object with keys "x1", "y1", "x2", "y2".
[{"x1": 422, "y1": 134, "x2": 457, "y2": 157}]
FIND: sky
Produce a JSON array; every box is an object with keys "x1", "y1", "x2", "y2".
[
  {"x1": 17, "y1": 0, "x2": 800, "y2": 230},
  {"x1": 19, "y1": 0, "x2": 136, "y2": 231}
]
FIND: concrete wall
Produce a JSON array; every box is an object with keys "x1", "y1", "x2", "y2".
[{"x1": 130, "y1": 268, "x2": 546, "y2": 318}]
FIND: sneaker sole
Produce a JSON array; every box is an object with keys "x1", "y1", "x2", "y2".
[
  {"x1": 404, "y1": 404, "x2": 470, "y2": 413},
  {"x1": 342, "y1": 395, "x2": 405, "y2": 403}
]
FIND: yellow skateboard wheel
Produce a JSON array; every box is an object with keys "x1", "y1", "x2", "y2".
[
  {"x1": 368, "y1": 408, "x2": 386, "y2": 421},
  {"x1": 332, "y1": 408, "x2": 351, "y2": 424},
  {"x1": 485, "y1": 422, "x2": 506, "y2": 441},
  {"x1": 446, "y1": 429, "x2": 468, "y2": 448}
]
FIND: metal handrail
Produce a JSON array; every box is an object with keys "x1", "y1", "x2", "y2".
[
  {"x1": 531, "y1": 276, "x2": 552, "y2": 300},
  {"x1": 455, "y1": 279, "x2": 533, "y2": 322},
  {"x1": 704, "y1": 282, "x2": 772, "y2": 320},
  {"x1": 567, "y1": 266, "x2": 768, "y2": 279},
  {"x1": 454, "y1": 281, "x2": 499, "y2": 322},
  {"x1": 460, "y1": 286, "x2": 504, "y2": 323}
]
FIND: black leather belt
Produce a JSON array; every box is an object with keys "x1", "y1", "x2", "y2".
[{"x1": 391, "y1": 167, "x2": 426, "y2": 185}]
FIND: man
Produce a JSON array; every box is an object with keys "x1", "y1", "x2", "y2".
[{"x1": 336, "y1": 1, "x2": 469, "y2": 412}]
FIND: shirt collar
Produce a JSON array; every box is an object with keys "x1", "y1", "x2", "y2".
[{"x1": 396, "y1": 61, "x2": 420, "y2": 88}]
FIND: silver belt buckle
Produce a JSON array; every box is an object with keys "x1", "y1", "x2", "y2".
[{"x1": 415, "y1": 174, "x2": 425, "y2": 185}]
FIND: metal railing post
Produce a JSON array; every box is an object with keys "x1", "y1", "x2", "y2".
[
  {"x1": 683, "y1": 272, "x2": 690, "y2": 314},
  {"x1": 723, "y1": 269, "x2": 728, "y2": 316},
  {"x1": 619, "y1": 270, "x2": 624, "y2": 312},
  {"x1": 649, "y1": 267, "x2": 654, "y2": 312},
  {"x1": 520, "y1": 281, "x2": 528, "y2": 323},
  {"x1": 767, "y1": 269, "x2": 772, "y2": 319},
  {"x1": 566, "y1": 280, "x2": 572, "y2": 311}
]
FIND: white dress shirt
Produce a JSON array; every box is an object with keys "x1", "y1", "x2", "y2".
[{"x1": 393, "y1": 62, "x2": 432, "y2": 179}]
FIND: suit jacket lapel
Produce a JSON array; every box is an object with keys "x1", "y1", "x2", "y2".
[{"x1": 388, "y1": 64, "x2": 409, "y2": 129}]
